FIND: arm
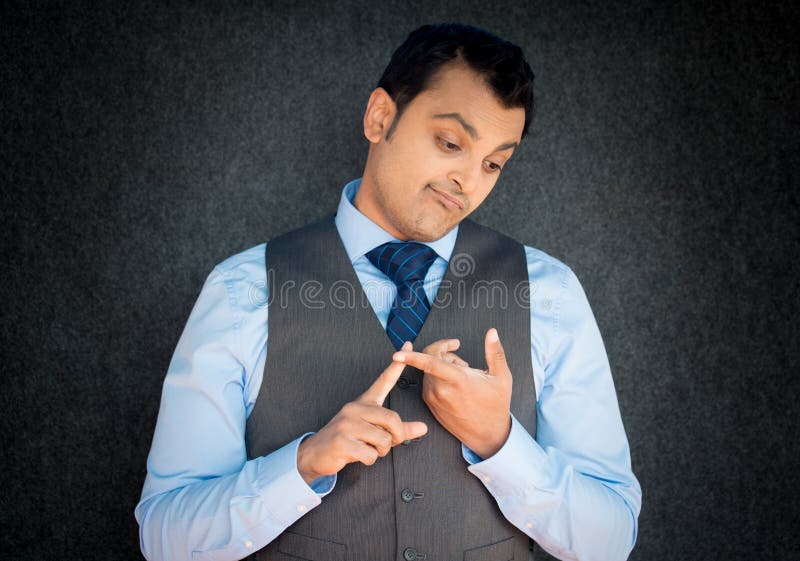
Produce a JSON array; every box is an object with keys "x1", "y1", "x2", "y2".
[
  {"x1": 462, "y1": 263, "x2": 641, "y2": 561},
  {"x1": 135, "y1": 262, "x2": 336, "y2": 561}
]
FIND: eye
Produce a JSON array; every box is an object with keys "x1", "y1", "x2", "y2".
[
  {"x1": 436, "y1": 136, "x2": 460, "y2": 152},
  {"x1": 485, "y1": 162, "x2": 503, "y2": 173}
]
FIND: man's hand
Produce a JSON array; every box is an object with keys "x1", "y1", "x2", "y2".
[
  {"x1": 392, "y1": 328, "x2": 512, "y2": 459},
  {"x1": 297, "y1": 342, "x2": 428, "y2": 485}
]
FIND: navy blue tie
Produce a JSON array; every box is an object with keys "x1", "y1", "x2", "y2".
[{"x1": 366, "y1": 241, "x2": 439, "y2": 350}]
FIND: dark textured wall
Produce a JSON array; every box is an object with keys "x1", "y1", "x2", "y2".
[{"x1": 2, "y1": 1, "x2": 797, "y2": 559}]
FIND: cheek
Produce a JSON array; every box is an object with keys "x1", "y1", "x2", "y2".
[{"x1": 392, "y1": 137, "x2": 445, "y2": 176}]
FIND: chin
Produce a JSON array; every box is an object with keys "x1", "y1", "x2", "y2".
[
  {"x1": 414, "y1": 222, "x2": 456, "y2": 242},
  {"x1": 391, "y1": 208, "x2": 458, "y2": 242}
]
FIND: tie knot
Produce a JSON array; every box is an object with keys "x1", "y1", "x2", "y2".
[{"x1": 366, "y1": 241, "x2": 438, "y2": 286}]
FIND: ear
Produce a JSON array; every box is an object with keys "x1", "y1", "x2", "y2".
[{"x1": 363, "y1": 87, "x2": 396, "y2": 144}]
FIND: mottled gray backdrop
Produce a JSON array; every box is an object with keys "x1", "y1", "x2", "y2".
[{"x1": 2, "y1": 1, "x2": 798, "y2": 559}]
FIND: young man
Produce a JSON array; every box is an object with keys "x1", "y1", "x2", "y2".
[{"x1": 136, "y1": 23, "x2": 641, "y2": 561}]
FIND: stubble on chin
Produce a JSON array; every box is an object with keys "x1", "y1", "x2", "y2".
[
  {"x1": 407, "y1": 211, "x2": 458, "y2": 242},
  {"x1": 378, "y1": 187, "x2": 460, "y2": 242}
]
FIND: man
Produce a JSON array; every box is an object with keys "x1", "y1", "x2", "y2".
[{"x1": 136, "y1": 23, "x2": 641, "y2": 561}]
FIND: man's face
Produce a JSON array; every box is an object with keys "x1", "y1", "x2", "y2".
[{"x1": 355, "y1": 62, "x2": 526, "y2": 242}]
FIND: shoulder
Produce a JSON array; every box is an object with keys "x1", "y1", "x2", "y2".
[
  {"x1": 214, "y1": 242, "x2": 267, "y2": 279},
  {"x1": 520, "y1": 244, "x2": 588, "y2": 315},
  {"x1": 209, "y1": 242, "x2": 269, "y2": 331},
  {"x1": 465, "y1": 220, "x2": 571, "y2": 275},
  {"x1": 463, "y1": 219, "x2": 578, "y2": 301},
  {"x1": 521, "y1": 243, "x2": 577, "y2": 289},
  {"x1": 522, "y1": 244, "x2": 571, "y2": 277}
]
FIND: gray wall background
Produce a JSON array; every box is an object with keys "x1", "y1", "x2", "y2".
[{"x1": 2, "y1": 1, "x2": 798, "y2": 559}]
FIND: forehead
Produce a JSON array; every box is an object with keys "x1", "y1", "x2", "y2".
[{"x1": 411, "y1": 63, "x2": 525, "y2": 140}]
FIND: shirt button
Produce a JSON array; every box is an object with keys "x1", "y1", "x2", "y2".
[
  {"x1": 482, "y1": 474, "x2": 491, "y2": 482},
  {"x1": 403, "y1": 547, "x2": 418, "y2": 561},
  {"x1": 296, "y1": 504, "x2": 307, "y2": 512},
  {"x1": 525, "y1": 522, "x2": 533, "y2": 529},
  {"x1": 401, "y1": 488, "x2": 414, "y2": 503},
  {"x1": 243, "y1": 540, "x2": 253, "y2": 548}
]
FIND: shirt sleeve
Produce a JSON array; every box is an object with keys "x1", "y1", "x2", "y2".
[
  {"x1": 461, "y1": 264, "x2": 642, "y2": 561},
  {"x1": 135, "y1": 264, "x2": 336, "y2": 561}
]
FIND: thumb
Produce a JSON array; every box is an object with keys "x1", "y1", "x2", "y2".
[
  {"x1": 484, "y1": 328, "x2": 510, "y2": 377},
  {"x1": 402, "y1": 421, "x2": 428, "y2": 440}
]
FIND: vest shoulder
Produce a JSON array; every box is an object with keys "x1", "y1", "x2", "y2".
[{"x1": 463, "y1": 219, "x2": 572, "y2": 274}]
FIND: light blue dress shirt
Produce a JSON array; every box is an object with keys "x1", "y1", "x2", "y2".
[{"x1": 136, "y1": 178, "x2": 642, "y2": 561}]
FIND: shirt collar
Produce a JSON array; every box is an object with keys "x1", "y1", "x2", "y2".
[{"x1": 334, "y1": 177, "x2": 459, "y2": 264}]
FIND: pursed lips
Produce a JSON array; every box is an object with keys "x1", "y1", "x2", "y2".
[{"x1": 429, "y1": 185, "x2": 464, "y2": 210}]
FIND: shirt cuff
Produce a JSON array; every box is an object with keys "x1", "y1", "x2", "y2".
[
  {"x1": 298, "y1": 433, "x2": 337, "y2": 495},
  {"x1": 252, "y1": 432, "x2": 337, "y2": 524},
  {"x1": 462, "y1": 413, "x2": 549, "y2": 497}
]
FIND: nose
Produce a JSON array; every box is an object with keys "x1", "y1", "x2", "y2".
[{"x1": 447, "y1": 159, "x2": 480, "y2": 194}]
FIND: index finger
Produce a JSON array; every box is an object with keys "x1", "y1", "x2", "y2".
[
  {"x1": 358, "y1": 358, "x2": 407, "y2": 405},
  {"x1": 391, "y1": 350, "x2": 463, "y2": 383}
]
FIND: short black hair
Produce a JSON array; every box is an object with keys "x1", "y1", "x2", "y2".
[{"x1": 377, "y1": 23, "x2": 535, "y2": 141}]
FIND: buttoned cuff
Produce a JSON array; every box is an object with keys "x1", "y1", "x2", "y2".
[
  {"x1": 252, "y1": 432, "x2": 337, "y2": 524},
  {"x1": 462, "y1": 413, "x2": 549, "y2": 497}
]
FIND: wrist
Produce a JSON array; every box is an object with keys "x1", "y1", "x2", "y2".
[
  {"x1": 472, "y1": 415, "x2": 512, "y2": 459},
  {"x1": 297, "y1": 435, "x2": 322, "y2": 485}
]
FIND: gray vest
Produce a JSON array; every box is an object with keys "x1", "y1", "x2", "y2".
[{"x1": 246, "y1": 215, "x2": 549, "y2": 561}]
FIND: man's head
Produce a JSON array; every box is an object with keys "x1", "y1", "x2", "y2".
[{"x1": 355, "y1": 23, "x2": 535, "y2": 242}]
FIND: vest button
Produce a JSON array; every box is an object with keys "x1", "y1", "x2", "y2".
[
  {"x1": 398, "y1": 377, "x2": 410, "y2": 389},
  {"x1": 401, "y1": 488, "x2": 414, "y2": 502},
  {"x1": 403, "y1": 547, "x2": 417, "y2": 561}
]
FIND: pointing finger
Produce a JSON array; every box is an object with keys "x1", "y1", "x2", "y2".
[
  {"x1": 422, "y1": 338, "x2": 460, "y2": 358},
  {"x1": 359, "y1": 342, "x2": 411, "y2": 405},
  {"x1": 392, "y1": 350, "x2": 463, "y2": 382}
]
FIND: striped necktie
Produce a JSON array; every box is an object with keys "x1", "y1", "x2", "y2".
[{"x1": 366, "y1": 241, "x2": 439, "y2": 350}]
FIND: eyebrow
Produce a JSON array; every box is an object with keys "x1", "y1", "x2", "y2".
[{"x1": 432, "y1": 112, "x2": 519, "y2": 153}]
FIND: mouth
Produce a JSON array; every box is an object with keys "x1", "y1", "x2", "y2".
[{"x1": 428, "y1": 185, "x2": 464, "y2": 210}]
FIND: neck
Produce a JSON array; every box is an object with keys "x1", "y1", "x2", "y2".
[{"x1": 353, "y1": 176, "x2": 410, "y2": 241}]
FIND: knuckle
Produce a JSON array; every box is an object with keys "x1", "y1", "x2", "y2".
[
  {"x1": 335, "y1": 416, "x2": 353, "y2": 433},
  {"x1": 385, "y1": 409, "x2": 402, "y2": 426},
  {"x1": 329, "y1": 437, "x2": 345, "y2": 457},
  {"x1": 433, "y1": 385, "x2": 450, "y2": 400}
]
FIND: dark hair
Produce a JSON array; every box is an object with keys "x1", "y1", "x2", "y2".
[{"x1": 377, "y1": 23, "x2": 535, "y2": 141}]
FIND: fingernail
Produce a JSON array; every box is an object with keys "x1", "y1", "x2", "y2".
[
  {"x1": 488, "y1": 328, "x2": 499, "y2": 342},
  {"x1": 402, "y1": 341, "x2": 412, "y2": 350}
]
